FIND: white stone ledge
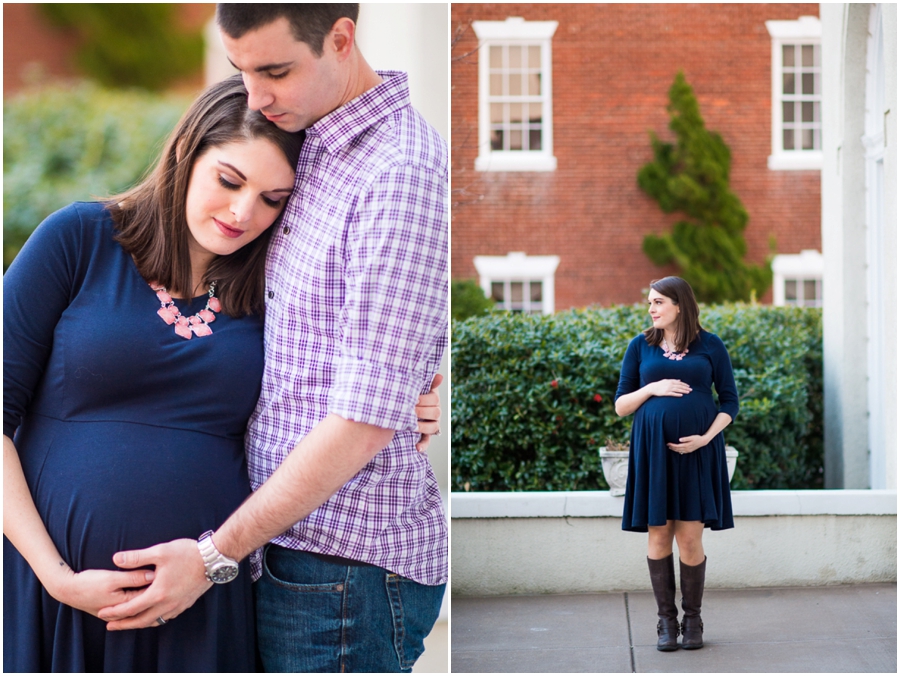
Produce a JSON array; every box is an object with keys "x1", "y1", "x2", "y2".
[{"x1": 450, "y1": 489, "x2": 897, "y2": 518}]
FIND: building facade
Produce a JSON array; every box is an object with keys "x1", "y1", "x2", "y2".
[{"x1": 451, "y1": 3, "x2": 823, "y2": 310}]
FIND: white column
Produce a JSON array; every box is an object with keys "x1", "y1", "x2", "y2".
[{"x1": 820, "y1": 3, "x2": 870, "y2": 488}]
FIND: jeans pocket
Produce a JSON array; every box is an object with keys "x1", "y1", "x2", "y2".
[
  {"x1": 262, "y1": 545, "x2": 346, "y2": 592},
  {"x1": 385, "y1": 573, "x2": 445, "y2": 670}
]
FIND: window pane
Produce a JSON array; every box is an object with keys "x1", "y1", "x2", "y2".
[
  {"x1": 801, "y1": 128, "x2": 814, "y2": 150},
  {"x1": 802, "y1": 45, "x2": 814, "y2": 67},
  {"x1": 528, "y1": 45, "x2": 541, "y2": 69},
  {"x1": 814, "y1": 128, "x2": 821, "y2": 150},
  {"x1": 530, "y1": 281, "x2": 542, "y2": 302},
  {"x1": 528, "y1": 73, "x2": 541, "y2": 96},
  {"x1": 490, "y1": 46, "x2": 502, "y2": 69},
  {"x1": 783, "y1": 128, "x2": 795, "y2": 150},
  {"x1": 491, "y1": 129, "x2": 503, "y2": 151},
  {"x1": 785, "y1": 279, "x2": 798, "y2": 301},
  {"x1": 491, "y1": 282, "x2": 504, "y2": 302},
  {"x1": 783, "y1": 101, "x2": 795, "y2": 123},
  {"x1": 813, "y1": 101, "x2": 820, "y2": 122},
  {"x1": 802, "y1": 72, "x2": 815, "y2": 95},
  {"x1": 529, "y1": 103, "x2": 542, "y2": 123},
  {"x1": 510, "y1": 129, "x2": 523, "y2": 150},
  {"x1": 510, "y1": 282, "x2": 523, "y2": 303},
  {"x1": 529, "y1": 128, "x2": 542, "y2": 151},
  {"x1": 509, "y1": 73, "x2": 522, "y2": 96},
  {"x1": 803, "y1": 279, "x2": 818, "y2": 302},
  {"x1": 510, "y1": 103, "x2": 524, "y2": 123},
  {"x1": 491, "y1": 103, "x2": 504, "y2": 123},
  {"x1": 783, "y1": 44, "x2": 795, "y2": 67},
  {"x1": 783, "y1": 73, "x2": 795, "y2": 95},
  {"x1": 801, "y1": 101, "x2": 814, "y2": 123},
  {"x1": 813, "y1": 44, "x2": 821, "y2": 67},
  {"x1": 509, "y1": 45, "x2": 523, "y2": 69},
  {"x1": 490, "y1": 73, "x2": 503, "y2": 96}
]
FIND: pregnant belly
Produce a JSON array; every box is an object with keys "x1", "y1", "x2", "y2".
[
  {"x1": 636, "y1": 393, "x2": 718, "y2": 444},
  {"x1": 18, "y1": 417, "x2": 251, "y2": 571}
]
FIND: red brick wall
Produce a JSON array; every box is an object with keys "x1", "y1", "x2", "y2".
[{"x1": 451, "y1": 3, "x2": 822, "y2": 308}]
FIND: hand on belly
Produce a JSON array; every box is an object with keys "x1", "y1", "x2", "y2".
[{"x1": 667, "y1": 435, "x2": 707, "y2": 455}]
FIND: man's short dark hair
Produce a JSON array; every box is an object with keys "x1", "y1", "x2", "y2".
[{"x1": 216, "y1": 4, "x2": 360, "y2": 57}]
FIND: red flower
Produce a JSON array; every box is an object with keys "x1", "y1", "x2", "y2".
[
  {"x1": 594, "y1": 394, "x2": 603, "y2": 402},
  {"x1": 550, "y1": 379, "x2": 558, "y2": 388}
]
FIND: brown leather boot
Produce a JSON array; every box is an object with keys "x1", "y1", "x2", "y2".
[
  {"x1": 679, "y1": 556, "x2": 706, "y2": 649},
  {"x1": 647, "y1": 554, "x2": 679, "y2": 651}
]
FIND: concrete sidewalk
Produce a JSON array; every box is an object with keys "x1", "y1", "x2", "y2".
[{"x1": 451, "y1": 584, "x2": 896, "y2": 673}]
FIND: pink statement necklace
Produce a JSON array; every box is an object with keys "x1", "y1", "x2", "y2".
[
  {"x1": 661, "y1": 338, "x2": 689, "y2": 361},
  {"x1": 150, "y1": 280, "x2": 220, "y2": 339}
]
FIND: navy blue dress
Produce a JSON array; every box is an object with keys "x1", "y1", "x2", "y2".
[
  {"x1": 615, "y1": 331, "x2": 739, "y2": 532},
  {"x1": 3, "y1": 203, "x2": 261, "y2": 672}
]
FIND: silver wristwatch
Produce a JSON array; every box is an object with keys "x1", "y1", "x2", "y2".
[{"x1": 197, "y1": 530, "x2": 239, "y2": 584}]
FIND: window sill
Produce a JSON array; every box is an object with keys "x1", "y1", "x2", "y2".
[
  {"x1": 475, "y1": 154, "x2": 558, "y2": 172},
  {"x1": 768, "y1": 152, "x2": 823, "y2": 171}
]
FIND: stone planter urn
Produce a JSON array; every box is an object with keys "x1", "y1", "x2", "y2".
[{"x1": 599, "y1": 445, "x2": 739, "y2": 497}]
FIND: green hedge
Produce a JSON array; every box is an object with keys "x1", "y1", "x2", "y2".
[
  {"x1": 4, "y1": 82, "x2": 191, "y2": 269},
  {"x1": 451, "y1": 304, "x2": 823, "y2": 492}
]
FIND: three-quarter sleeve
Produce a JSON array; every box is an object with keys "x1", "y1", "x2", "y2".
[
  {"x1": 615, "y1": 335, "x2": 644, "y2": 403},
  {"x1": 4, "y1": 204, "x2": 83, "y2": 438},
  {"x1": 708, "y1": 333, "x2": 739, "y2": 421}
]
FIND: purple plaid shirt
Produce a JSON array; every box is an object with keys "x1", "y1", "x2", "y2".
[{"x1": 245, "y1": 72, "x2": 448, "y2": 586}]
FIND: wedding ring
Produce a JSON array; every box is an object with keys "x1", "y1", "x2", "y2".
[{"x1": 156, "y1": 616, "x2": 167, "y2": 626}]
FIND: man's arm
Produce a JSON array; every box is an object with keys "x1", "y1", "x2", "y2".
[{"x1": 99, "y1": 414, "x2": 393, "y2": 630}]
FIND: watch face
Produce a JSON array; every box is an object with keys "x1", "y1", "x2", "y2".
[{"x1": 209, "y1": 563, "x2": 239, "y2": 584}]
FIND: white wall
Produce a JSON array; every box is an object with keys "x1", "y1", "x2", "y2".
[{"x1": 451, "y1": 491, "x2": 897, "y2": 595}]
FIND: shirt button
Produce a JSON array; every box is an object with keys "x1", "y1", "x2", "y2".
[
  {"x1": 268, "y1": 291, "x2": 274, "y2": 299},
  {"x1": 283, "y1": 226, "x2": 291, "y2": 235}
]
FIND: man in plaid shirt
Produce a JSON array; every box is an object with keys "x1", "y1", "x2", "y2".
[{"x1": 100, "y1": 5, "x2": 448, "y2": 671}]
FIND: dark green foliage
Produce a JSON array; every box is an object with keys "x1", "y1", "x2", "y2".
[
  {"x1": 451, "y1": 305, "x2": 823, "y2": 492},
  {"x1": 40, "y1": 4, "x2": 203, "y2": 91},
  {"x1": 638, "y1": 72, "x2": 772, "y2": 303},
  {"x1": 451, "y1": 279, "x2": 496, "y2": 321},
  {"x1": 4, "y1": 82, "x2": 191, "y2": 269}
]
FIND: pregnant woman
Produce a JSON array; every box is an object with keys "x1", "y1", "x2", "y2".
[
  {"x1": 4, "y1": 74, "x2": 438, "y2": 672},
  {"x1": 614, "y1": 276, "x2": 739, "y2": 652}
]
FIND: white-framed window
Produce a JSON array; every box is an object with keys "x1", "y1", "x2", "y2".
[
  {"x1": 765, "y1": 16, "x2": 823, "y2": 170},
  {"x1": 472, "y1": 17, "x2": 558, "y2": 172},
  {"x1": 771, "y1": 250, "x2": 823, "y2": 307},
  {"x1": 473, "y1": 252, "x2": 560, "y2": 314}
]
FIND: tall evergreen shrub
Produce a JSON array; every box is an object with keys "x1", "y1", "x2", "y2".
[{"x1": 638, "y1": 72, "x2": 772, "y2": 303}]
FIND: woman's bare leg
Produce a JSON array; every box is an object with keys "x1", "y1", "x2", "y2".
[
  {"x1": 647, "y1": 521, "x2": 676, "y2": 559},
  {"x1": 673, "y1": 521, "x2": 705, "y2": 565}
]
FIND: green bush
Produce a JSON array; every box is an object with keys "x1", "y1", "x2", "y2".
[
  {"x1": 4, "y1": 82, "x2": 191, "y2": 269},
  {"x1": 451, "y1": 278, "x2": 496, "y2": 321},
  {"x1": 451, "y1": 305, "x2": 823, "y2": 492},
  {"x1": 40, "y1": 4, "x2": 204, "y2": 91}
]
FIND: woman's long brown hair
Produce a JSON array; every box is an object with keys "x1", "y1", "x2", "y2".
[
  {"x1": 642, "y1": 276, "x2": 702, "y2": 353},
  {"x1": 107, "y1": 74, "x2": 303, "y2": 317}
]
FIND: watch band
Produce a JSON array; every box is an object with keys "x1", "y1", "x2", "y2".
[{"x1": 197, "y1": 530, "x2": 239, "y2": 584}]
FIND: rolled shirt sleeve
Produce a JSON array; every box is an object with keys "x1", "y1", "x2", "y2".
[{"x1": 328, "y1": 164, "x2": 448, "y2": 431}]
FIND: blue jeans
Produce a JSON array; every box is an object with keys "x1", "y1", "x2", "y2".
[{"x1": 254, "y1": 545, "x2": 445, "y2": 673}]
